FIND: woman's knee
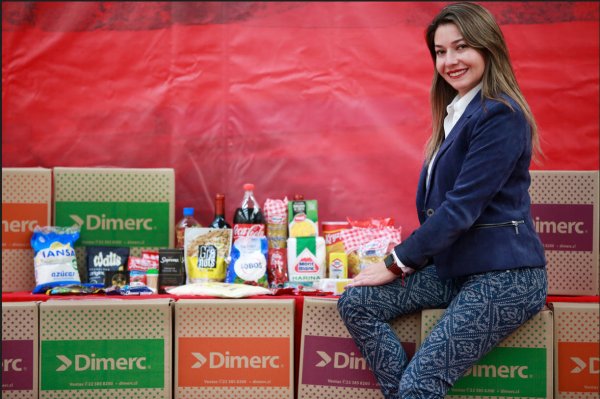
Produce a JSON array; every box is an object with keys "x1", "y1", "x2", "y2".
[{"x1": 337, "y1": 286, "x2": 373, "y2": 323}]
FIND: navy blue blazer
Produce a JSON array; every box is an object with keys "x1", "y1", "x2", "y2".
[{"x1": 393, "y1": 92, "x2": 546, "y2": 279}]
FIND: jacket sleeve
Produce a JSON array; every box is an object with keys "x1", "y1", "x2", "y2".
[{"x1": 394, "y1": 99, "x2": 530, "y2": 270}]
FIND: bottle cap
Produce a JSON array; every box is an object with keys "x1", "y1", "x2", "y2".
[
  {"x1": 243, "y1": 183, "x2": 255, "y2": 191},
  {"x1": 216, "y1": 193, "x2": 225, "y2": 200},
  {"x1": 183, "y1": 207, "x2": 195, "y2": 216}
]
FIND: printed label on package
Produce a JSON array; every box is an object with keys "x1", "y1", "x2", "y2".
[
  {"x1": 178, "y1": 337, "x2": 290, "y2": 388},
  {"x1": 530, "y1": 204, "x2": 594, "y2": 251},
  {"x1": 41, "y1": 339, "x2": 164, "y2": 390},
  {"x1": 55, "y1": 201, "x2": 169, "y2": 247},
  {"x1": 449, "y1": 347, "x2": 546, "y2": 397},
  {"x1": 2, "y1": 203, "x2": 48, "y2": 249},
  {"x1": 301, "y1": 335, "x2": 415, "y2": 389},
  {"x1": 2, "y1": 340, "x2": 34, "y2": 390}
]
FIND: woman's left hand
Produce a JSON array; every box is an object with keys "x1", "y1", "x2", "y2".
[{"x1": 347, "y1": 261, "x2": 399, "y2": 287}]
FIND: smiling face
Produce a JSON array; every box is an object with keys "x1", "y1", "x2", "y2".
[{"x1": 434, "y1": 23, "x2": 485, "y2": 97}]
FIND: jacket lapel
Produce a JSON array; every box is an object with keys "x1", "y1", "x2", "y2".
[{"x1": 423, "y1": 92, "x2": 483, "y2": 205}]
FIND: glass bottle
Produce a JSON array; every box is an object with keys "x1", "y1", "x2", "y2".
[{"x1": 210, "y1": 193, "x2": 231, "y2": 229}]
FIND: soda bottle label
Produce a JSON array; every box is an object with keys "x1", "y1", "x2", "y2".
[{"x1": 233, "y1": 224, "x2": 265, "y2": 241}]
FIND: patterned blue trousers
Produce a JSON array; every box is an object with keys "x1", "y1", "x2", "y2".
[{"x1": 337, "y1": 266, "x2": 547, "y2": 399}]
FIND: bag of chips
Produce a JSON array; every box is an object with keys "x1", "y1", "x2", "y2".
[{"x1": 31, "y1": 226, "x2": 81, "y2": 294}]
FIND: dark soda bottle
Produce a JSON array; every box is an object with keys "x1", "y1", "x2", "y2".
[
  {"x1": 210, "y1": 193, "x2": 231, "y2": 229},
  {"x1": 233, "y1": 183, "x2": 265, "y2": 240}
]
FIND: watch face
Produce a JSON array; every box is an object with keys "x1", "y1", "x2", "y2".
[{"x1": 384, "y1": 254, "x2": 395, "y2": 267}]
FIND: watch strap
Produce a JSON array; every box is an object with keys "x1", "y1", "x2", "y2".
[{"x1": 384, "y1": 253, "x2": 404, "y2": 276}]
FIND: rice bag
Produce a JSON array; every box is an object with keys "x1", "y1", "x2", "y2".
[
  {"x1": 225, "y1": 236, "x2": 269, "y2": 287},
  {"x1": 31, "y1": 226, "x2": 81, "y2": 294}
]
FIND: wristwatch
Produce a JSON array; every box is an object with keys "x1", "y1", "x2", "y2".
[{"x1": 384, "y1": 253, "x2": 404, "y2": 276}]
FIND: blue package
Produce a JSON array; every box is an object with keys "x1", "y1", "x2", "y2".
[
  {"x1": 31, "y1": 226, "x2": 81, "y2": 294},
  {"x1": 225, "y1": 236, "x2": 269, "y2": 287}
]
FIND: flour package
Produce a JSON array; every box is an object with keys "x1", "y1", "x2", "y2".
[
  {"x1": 31, "y1": 226, "x2": 81, "y2": 293},
  {"x1": 287, "y1": 236, "x2": 326, "y2": 287}
]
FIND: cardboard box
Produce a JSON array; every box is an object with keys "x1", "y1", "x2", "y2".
[
  {"x1": 2, "y1": 167, "x2": 52, "y2": 291},
  {"x1": 174, "y1": 298, "x2": 295, "y2": 399},
  {"x1": 39, "y1": 298, "x2": 173, "y2": 399},
  {"x1": 421, "y1": 308, "x2": 553, "y2": 399},
  {"x1": 549, "y1": 302, "x2": 599, "y2": 399},
  {"x1": 53, "y1": 167, "x2": 175, "y2": 280},
  {"x1": 529, "y1": 170, "x2": 599, "y2": 295},
  {"x1": 298, "y1": 297, "x2": 421, "y2": 399},
  {"x1": 2, "y1": 302, "x2": 39, "y2": 398}
]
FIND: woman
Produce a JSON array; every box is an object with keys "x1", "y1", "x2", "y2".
[{"x1": 337, "y1": 3, "x2": 547, "y2": 399}]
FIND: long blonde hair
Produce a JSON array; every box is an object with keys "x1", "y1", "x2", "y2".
[{"x1": 424, "y1": 2, "x2": 542, "y2": 164}]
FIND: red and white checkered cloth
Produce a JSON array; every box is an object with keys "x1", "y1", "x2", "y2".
[
  {"x1": 341, "y1": 226, "x2": 402, "y2": 253},
  {"x1": 263, "y1": 197, "x2": 288, "y2": 224}
]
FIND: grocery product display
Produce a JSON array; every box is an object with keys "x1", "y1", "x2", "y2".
[{"x1": 2, "y1": 167, "x2": 599, "y2": 399}]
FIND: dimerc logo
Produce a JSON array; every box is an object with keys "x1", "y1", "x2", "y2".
[
  {"x1": 178, "y1": 337, "x2": 290, "y2": 388},
  {"x1": 464, "y1": 364, "x2": 530, "y2": 379},
  {"x1": 41, "y1": 339, "x2": 164, "y2": 390},
  {"x1": 2, "y1": 203, "x2": 48, "y2": 249},
  {"x1": 450, "y1": 347, "x2": 546, "y2": 397},
  {"x1": 570, "y1": 356, "x2": 599, "y2": 374},
  {"x1": 190, "y1": 351, "x2": 280, "y2": 369},
  {"x1": 70, "y1": 214, "x2": 154, "y2": 231},
  {"x1": 315, "y1": 350, "x2": 368, "y2": 370},
  {"x1": 3, "y1": 358, "x2": 23, "y2": 372},
  {"x1": 55, "y1": 354, "x2": 147, "y2": 372},
  {"x1": 2, "y1": 219, "x2": 39, "y2": 233},
  {"x1": 2, "y1": 340, "x2": 34, "y2": 391},
  {"x1": 530, "y1": 204, "x2": 593, "y2": 251},
  {"x1": 534, "y1": 217, "x2": 585, "y2": 234},
  {"x1": 558, "y1": 342, "x2": 600, "y2": 392},
  {"x1": 54, "y1": 201, "x2": 170, "y2": 247}
]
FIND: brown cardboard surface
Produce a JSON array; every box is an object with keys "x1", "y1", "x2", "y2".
[
  {"x1": 550, "y1": 302, "x2": 600, "y2": 399},
  {"x1": 2, "y1": 167, "x2": 52, "y2": 291},
  {"x1": 38, "y1": 298, "x2": 173, "y2": 399},
  {"x1": 2, "y1": 301, "x2": 39, "y2": 399},
  {"x1": 529, "y1": 171, "x2": 599, "y2": 295},
  {"x1": 298, "y1": 297, "x2": 420, "y2": 399},
  {"x1": 174, "y1": 298, "x2": 295, "y2": 399},
  {"x1": 52, "y1": 167, "x2": 175, "y2": 281}
]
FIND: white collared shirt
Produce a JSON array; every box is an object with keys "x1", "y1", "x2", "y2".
[
  {"x1": 392, "y1": 82, "x2": 483, "y2": 275},
  {"x1": 426, "y1": 82, "x2": 483, "y2": 189}
]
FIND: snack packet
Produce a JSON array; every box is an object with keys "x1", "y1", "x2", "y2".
[{"x1": 185, "y1": 227, "x2": 233, "y2": 283}]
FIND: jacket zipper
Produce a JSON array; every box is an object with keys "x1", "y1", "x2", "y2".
[{"x1": 473, "y1": 220, "x2": 524, "y2": 235}]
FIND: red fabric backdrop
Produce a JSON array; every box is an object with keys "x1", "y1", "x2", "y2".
[{"x1": 2, "y1": 2, "x2": 599, "y2": 237}]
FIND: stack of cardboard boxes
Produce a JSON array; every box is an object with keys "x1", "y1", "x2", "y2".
[{"x1": 2, "y1": 168, "x2": 599, "y2": 398}]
